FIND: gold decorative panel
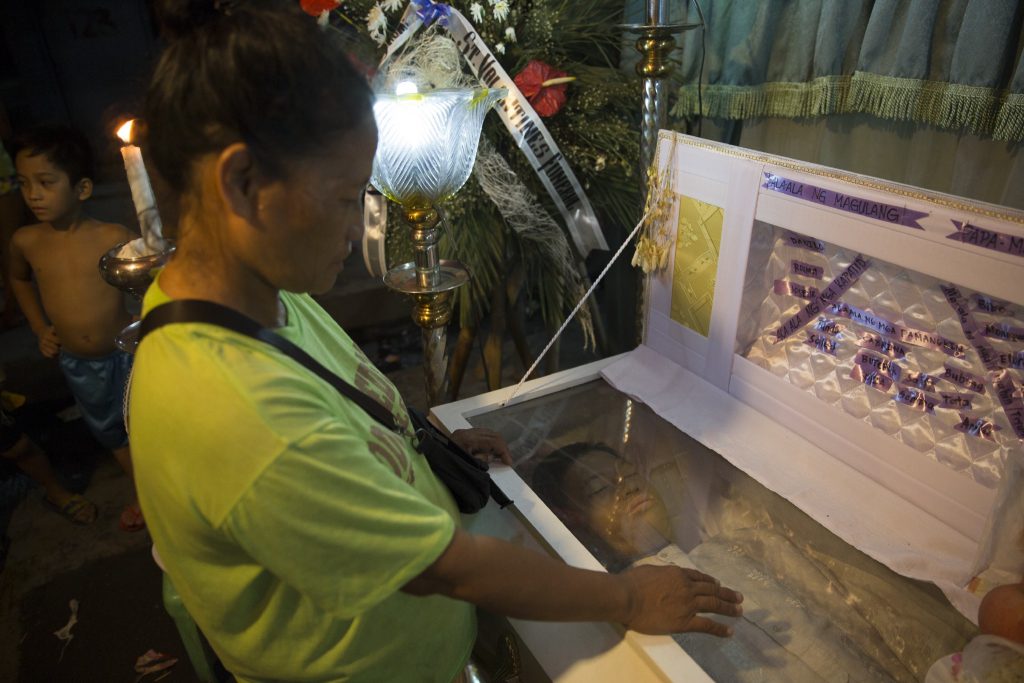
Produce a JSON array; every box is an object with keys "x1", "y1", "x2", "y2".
[{"x1": 670, "y1": 196, "x2": 723, "y2": 336}]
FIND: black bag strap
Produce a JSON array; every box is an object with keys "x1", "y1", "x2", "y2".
[{"x1": 137, "y1": 299, "x2": 402, "y2": 434}]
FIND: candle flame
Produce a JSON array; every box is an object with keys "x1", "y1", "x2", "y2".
[{"x1": 116, "y1": 120, "x2": 135, "y2": 144}]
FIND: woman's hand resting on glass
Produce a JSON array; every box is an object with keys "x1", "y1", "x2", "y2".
[
  {"x1": 622, "y1": 564, "x2": 744, "y2": 636},
  {"x1": 450, "y1": 427, "x2": 513, "y2": 465}
]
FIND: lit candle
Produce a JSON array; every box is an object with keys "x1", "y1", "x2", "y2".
[{"x1": 116, "y1": 120, "x2": 165, "y2": 256}]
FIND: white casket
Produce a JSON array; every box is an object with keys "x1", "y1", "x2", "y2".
[{"x1": 432, "y1": 132, "x2": 1024, "y2": 682}]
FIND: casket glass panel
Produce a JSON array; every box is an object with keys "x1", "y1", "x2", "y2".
[
  {"x1": 734, "y1": 222, "x2": 1024, "y2": 489},
  {"x1": 470, "y1": 379, "x2": 976, "y2": 682}
]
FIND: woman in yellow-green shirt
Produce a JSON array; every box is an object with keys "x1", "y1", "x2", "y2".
[{"x1": 129, "y1": 2, "x2": 743, "y2": 682}]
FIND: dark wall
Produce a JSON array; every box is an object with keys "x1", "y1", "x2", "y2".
[
  {"x1": 1, "y1": 0, "x2": 160, "y2": 227},
  {"x1": 1, "y1": 0, "x2": 159, "y2": 183}
]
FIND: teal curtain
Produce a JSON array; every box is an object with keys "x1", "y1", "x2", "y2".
[{"x1": 656, "y1": 0, "x2": 1024, "y2": 141}]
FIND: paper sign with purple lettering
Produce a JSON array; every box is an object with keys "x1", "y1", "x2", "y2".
[{"x1": 762, "y1": 173, "x2": 928, "y2": 229}]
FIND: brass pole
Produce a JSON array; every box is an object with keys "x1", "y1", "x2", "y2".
[
  {"x1": 385, "y1": 205, "x2": 469, "y2": 408},
  {"x1": 637, "y1": 0, "x2": 672, "y2": 191},
  {"x1": 623, "y1": 5, "x2": 699, "y2": 343}
]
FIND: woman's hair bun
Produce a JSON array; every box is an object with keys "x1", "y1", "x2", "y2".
[{"x1": 153, "y1": 0, "x2": 223, "y2": 40}]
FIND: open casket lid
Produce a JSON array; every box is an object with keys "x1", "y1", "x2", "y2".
[
  {"x1": 626, "y1": 133, "x2": 1022, "y2": 610},
  {"x1": 432, "y1": 131, "x2": 1024, "y2": 681}
]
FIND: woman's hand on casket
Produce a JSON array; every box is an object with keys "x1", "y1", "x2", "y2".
[
  {"x1": 450, "y1": 428, "x2": 513, "y2": 465},
  {"x1": 622, "y1": 564, "x2": 743, "y2": 637},
  {"x1": 403, "y1": 530, "x2": 741, "y2": 637}
]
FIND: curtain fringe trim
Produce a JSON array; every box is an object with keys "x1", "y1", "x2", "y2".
[
  {"x1": 672, "y1": 73, "x2": 1024, "y2": 142},
  {"x1": 993, "y1": 93, "x2": 1024, "y2": 142}
]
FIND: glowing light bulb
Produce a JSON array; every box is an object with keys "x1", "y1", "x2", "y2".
[{"x1": 395, "y1": 80, "x2": 418, "y2": 96}]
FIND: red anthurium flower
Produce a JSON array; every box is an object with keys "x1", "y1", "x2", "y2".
[
  {"x1": 513, "y1": 60, "x2": 575, "y2": 118},
  {"x1": 300, "y1": 0, "x2": 341, "y2": 16}
]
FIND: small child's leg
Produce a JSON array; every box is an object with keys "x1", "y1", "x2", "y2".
[
  {"x1": 112, "y1": 444, "x2": 134, "y2": 482},
  {"x1": 3, "y1": 434, "x2": 96, "y2": 524}
]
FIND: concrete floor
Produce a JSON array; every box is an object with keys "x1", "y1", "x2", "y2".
[
  {"x1": 0, "y1": 261, "x2": 601, "y2": 682},
  {"x1": 0, "y1": 323, "x2": 199, "y2": 682}
]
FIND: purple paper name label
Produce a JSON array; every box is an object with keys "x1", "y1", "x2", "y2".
[
  {"x1": 903, "y1": 370, "x2": 940, "y2": 393},
  {"x1": 829, "y1": 302, "x2": 967, "y2": 358},
  {"x1": 806, "y1": 332, "x2": 839, "y2": 356},
  {"x1": 982, "y1": 323, "x2": 1024, "y2": 343},
  {"x1": 942, "y1": 363, "x2": 986, "y2": 394},
  {"x1": 791, "y1": 260, "x2": 824, "y2": 280},
  {"x1": 773, "y1": 255, "x2": 871, "y2": 343},
  {"x1": 854, "y1": 351, "x2": 902, "y2": 383},
  {"x1": 858, "y1": 332, "x2": 908, "y2": 359},
  {"x1": 971, "y1": 294, "x2": 1010, "y2": 315},
  {"x1": 947, "y1": 220, "x2": 1024, "y2": 259},
  {"x1": 830, "y1": 302, "x2": 897, "y2": 335},
  {"x1": 763, "y1": 173, "x2": 928, "y2": 229},
  {"x1": 784, "y1": 231, "x2": 826, "y2": 253},
  {"x1": 940, "y1": 392, "x2": 973, "y2": 411},
  {"x1": 895, "y1": 385, "x2": 939, "y2": 413},
  {"x1": 899, "y1": 329, "x2": 968, "y2": 359},
  {"x1": 993, "y1": 370, "x2": 1024, "y2": 440},
  {"x1": 850, "y1": 364, "x2": 893, "y2": 392},
  {"x1": 940, "y1": 284, "x2": 1000, "y2": 370},
  {"x1": 818, "y1": 256, "x2": 871, "y2": 304},
  {"x1": 997, "y1": 351, "x2": 1024, "y2": 370},
  {"x1": 954, "y1": 414, "x2": 1001, "y2": 441},
  {"x1": 815, "y1": 317, "x2": 844, "y2": 336},
  {"x1": 775, "y1": 279, "x2": 820, "y2": 300}
]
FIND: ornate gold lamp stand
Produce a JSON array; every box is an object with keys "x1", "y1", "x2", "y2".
[
  {"x1": 371, "y1": 85, "x2": 506, "y2": 407},
  {"x1": 382, "y1": 204, "x2": 469, "y2": 408}
]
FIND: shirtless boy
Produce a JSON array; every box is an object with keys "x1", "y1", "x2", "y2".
[{"x1": 9, "y1": 125, "x2": 143, "y2": 531}]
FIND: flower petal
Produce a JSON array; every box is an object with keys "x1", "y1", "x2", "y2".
[{"x1": 300, "y1": 0, "x2": 340, "y2": 16}]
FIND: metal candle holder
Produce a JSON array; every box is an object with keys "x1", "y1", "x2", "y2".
[{"x1": 99, "y1": 240, "x2": 174, "y2": 353}]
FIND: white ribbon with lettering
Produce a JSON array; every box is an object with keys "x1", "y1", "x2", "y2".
[{"x1": 382, "y1": 3, "x2": 608, "y2": 257}]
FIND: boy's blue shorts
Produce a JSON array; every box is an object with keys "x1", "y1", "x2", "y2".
[{"x1": 58, "y1": 349, "x2": 132, "y2": 450}]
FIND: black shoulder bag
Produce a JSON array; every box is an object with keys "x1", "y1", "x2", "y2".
[{"x1": 137, "y1": 299, "x2": 511, "y2": 514}]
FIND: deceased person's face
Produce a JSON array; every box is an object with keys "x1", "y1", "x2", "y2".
[{"x1": 563, "y1": 449, "x2": 672, "y2": 559}]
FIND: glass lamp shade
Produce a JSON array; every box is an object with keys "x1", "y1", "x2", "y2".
[{"x1": 371, "y1": 87, "x2": 507, "y2": 208}]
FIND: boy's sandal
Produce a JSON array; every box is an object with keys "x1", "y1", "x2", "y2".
[
  {"x1": 119, "y1": 503, "x2": 145, "y2": 533},
  {"x1": 44, "y1": 494, "x2": 98, "y2": 526}
]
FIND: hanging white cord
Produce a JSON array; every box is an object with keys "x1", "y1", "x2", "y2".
[{"x1": 502, "y1": 209, "x2": 652, "y2": 406}]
